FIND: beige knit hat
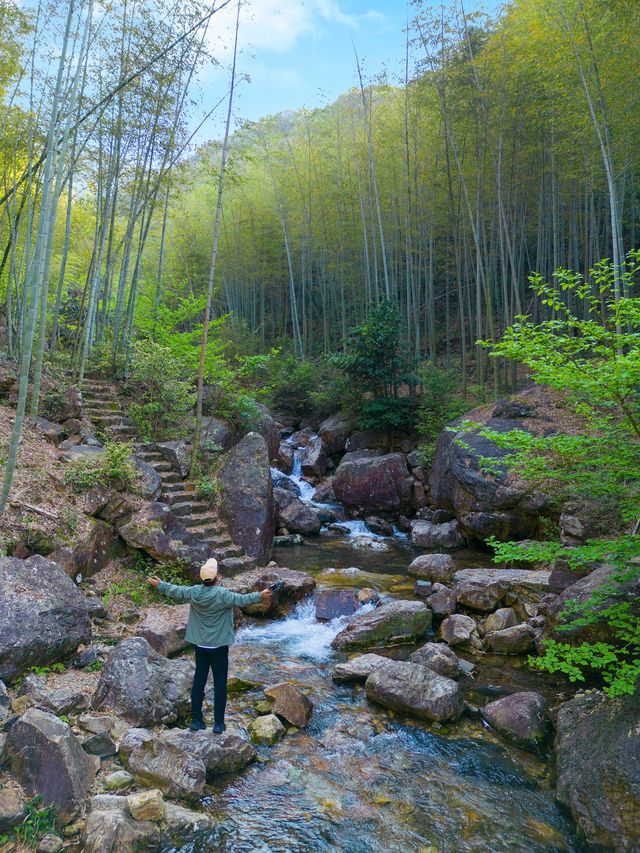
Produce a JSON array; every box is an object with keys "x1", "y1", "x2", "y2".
[{"x1": 200, "y1": 558, "x2": 218, "y2": 582}]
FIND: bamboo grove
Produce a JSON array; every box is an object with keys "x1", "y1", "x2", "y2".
[{"x1": 0, "y1": 0, "x2": 639, "y2": 503}]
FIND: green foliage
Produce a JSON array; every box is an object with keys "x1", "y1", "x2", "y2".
[
  {"x1": 61, "y1": 505, "x2": 79, "y2": 533},
  {"x1": 63, "y1": 441, "x2": 137, "y2": 494},
  {"x1": 195, "y1": 474, "x2": 219, "y2": 507},
  {"x1": 27, "y1": 662, "x2": 66, "y2": 678},
  {"x1": 482, "y1": 254, "x2": 640, "y2": 696},
  {"x1": 417, "y1": 366, "x2": 469, "y2": 462},
  {"x1": 126, "y1": 340, "x2": 195, "y2": 441},
  {"x1": 256, "y1": 351, "x2": 344, "y2": 419},
  {"x1": 84, "y1": 659, "x2": 103, "y2": 673},
  {"x1": 359, "y1": 396, "x2": 417, "y2": 433},
  {"x1": 41, "y1": 387, "x2": 66, "y2": 421},
  {"x1": 13, "y1": 796, "x2": 56, "y2": 846}
]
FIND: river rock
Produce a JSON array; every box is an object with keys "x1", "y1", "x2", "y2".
[
  {"x1": 276, "y1": 441, "x2": 295, "y2": 473},
  {"x1": 429, "y1": 402, "x2": 550, "y2": 541},
  {"x1": 224, "y1": 566, "x2": 316, "y2": 616},
  {"x1": 437, "y1": 614, "x2": 482, "y2": 650},
  {"x1": 127, "y1": 789, "x2": 165, "y2": 822},
  {"x1": 104, "y1": 770, "x2": 133, "y2": 791},
  {"x1": 274, "y1": 488, "x2": 321, "y2": 536},
  {"x1": 217, "y1": 432, "x2": 275, "y2": 565},
  {"x1": 365, "y1": 660, "x2": 463, "y2": 722},
  {"x1": 332, "y1": 600, "x2": 431, "y2": 651},
  {"x1": 333, "y1": 452, "x2": 413, "y2": 513},
  {"x1": 249, "y1": 714, "x2": 285, "y2": 745},
  {"x1": 92, "y1": 637, "x2": 193, "y2": 726},
  {"x1": 427, "y1": 584, "x2": 457, "y2": 617},
  {"x1": 116, "y1": 503, "x2": 211, "y2": 573},
  {"x1": 555, "y1": 690, "x2": 640, "y2": 850},
  {"x1": 118, "y1": 728, "x2": 206, "y2": 799},
  {"x1": 155, "y1": 440, "x2": 190, "y2": 478},
  {"x1": 410, "y1": 519, "x2": 464, "y2": 550},
  {"x1": 481, "y1": 691, "x2": 550, "y2": 753},
  {"x1": 350, "y1": 535, "x2": 390, "y2": 551},
  {"x1": 454, "y1": 579, "x2": 507, "y2": 612},
  {"x1": 0, "y1": 555, "x2": 92, "y2": 682},
  {"x1": 301, "y1": 435, "x2": 328, "y2": 480},
  {"x1": 409, "y1": 642, "x2": 462, "y2": 679},
  {"x1": 84, "y1": 795, "x2": 159, "y2": 852},
  {"x1": 313, "y1": 478, "x2": 336, "y2": 503},
  {"x1": 138, "y1": 605, "x2": 190, "y2": 657},
  {"x1": 6, "y1": 708, "x2": 98, "y2": 822},
  {"x1": 18, "y1": 675, "x2": 89, "y2": 716},
  {"x1": 485, "y1": 623, "x2": 535, "y2": 654},
  {"x1": 253, "y1": 401, "x2": 281, "y2": 461},
  {"x1": 0, "y1": 787, "x2": 25, "y2": 832},
  {"x1": 344, "y1": 430, "x2": 390, "y2": 452},
  {"x1": 162, "y1": 729, "x2": 255, "y2": 776},
  {"x1": 408, "y1": 553, "x2": 454, "y2": 583},
  {"x1": 315, "y1": 588, "x2": 359, "y2": 621},
  {"x1": 452, "y1": 568, "x2": 551, "y2": 602},
  {"x1": 264, "y1": 682, "x2": 313, "y2": 727},
  {"x1": 318, "y1": 412, "x2": 356, "y2": 454},
  {"x1": 363, "y1": 516, "x2": 393, "y2": 536},
  {"x1": 483, "y1": 607, "x2": 518, "y2": 634},
  {"x1": 332, "y1": 653, "x2": 389, "y2": 684},
  {"x1": 34, "y1": 417, "x2": 65, "y2": 444},
  {"x1": 543, "y1": 562, "x2": 640, "y2": 646}
]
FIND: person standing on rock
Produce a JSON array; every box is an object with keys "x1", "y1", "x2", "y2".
[{"x1": 147, "y1": 558, "x2": 272, "y2": 733}]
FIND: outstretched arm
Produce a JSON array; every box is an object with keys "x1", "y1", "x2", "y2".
[
  {"x1": 216, "y1": 586, "x2": 272, "y2": 608},
  {"x1": 147, "y1": 576, "x2": 194, "y2": 603}
]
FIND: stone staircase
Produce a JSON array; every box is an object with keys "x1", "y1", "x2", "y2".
[{"x1": 81, "y1": 378, "x2": 255, "y2": 573}]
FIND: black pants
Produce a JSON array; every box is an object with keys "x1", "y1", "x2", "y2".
[{"x1": 191, "y1": 645, "x2": 229, "y2": 726}]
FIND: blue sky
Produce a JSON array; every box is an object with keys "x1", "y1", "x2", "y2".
[{"x1": 195, "y1": 0, "x2": 498, "y2": 142}]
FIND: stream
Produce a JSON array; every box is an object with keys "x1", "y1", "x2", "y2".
[{"x1": 164, "y1": 442, "x2": 583, "y2": 852}]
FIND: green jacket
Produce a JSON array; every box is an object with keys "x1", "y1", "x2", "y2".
[{"x1": 157, "y1": 581, "x2": 263, "y2": 647}]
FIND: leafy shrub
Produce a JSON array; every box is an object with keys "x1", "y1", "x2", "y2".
[
  {"x1": 63, "y1": 441, "x2": 137, "y2": 493},
  {"x1": 14, "y1": 796, "x2": 56, "y2": 845},
  {"x1": 481, "y1": 252, "x2": 640, "y2": 696},
  {"x1": 416, "y1": 366, "x2": 468, "y2": 463},
  {"x1": 126, "y1": 341, "x2": 195, "y2": 441}
]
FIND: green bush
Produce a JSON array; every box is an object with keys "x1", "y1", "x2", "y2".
[
  {"x1": 63, "y1": 441, "x2": 137, "y2": 493},
  {"x1": 481, "y1": 251, "x2": 640, "y2": 696},
  {"x1": 14, "y1": 796, "x2": 56, "y2": 846},
  {"x1": 126, "y1": 341, "x2": 195, "y2": 441},
  {"x1": 416, "y1": 366, "x2": 468, "y2": 463}
]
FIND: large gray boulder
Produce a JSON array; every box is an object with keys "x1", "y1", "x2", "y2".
[
  {"x1": 408, "y1": 553, "x2": 454, "y2": 583},
  {"x1": 116, "y1": 503, "x2": 211, "y2": 574},
  {"x1": 92, "y1": 637, "x2": 194, "y2": 726},
  {"x1": 132, "y1": 458, "x2": 162, "y2": 501},
  {"x1": 365, "y1": 660, "x2": 463, "y2": 722},
  {"x1": 555, "y1": 690, "x2": 640, "y2": 851},
  {"x1": 485, "y1": 623, "x2": 535, "y2": 654},
  {"x1": 300, "y1": 435, "x2": 328, "y2": 480},
  {"x1": 217, "y1": 432, "x2": 275, "y2": 565},
  {"x1": 48, "y1": 518, "x2": 116, "y2": 580},
  {"x1": 409, "y1": 642, "x2": 462, "y2": 679},
  {"x1": 410, "y1": 519, "x2": 464, "y2": 550},
  {"x1": 333, "y1": 452, "x2": 413, "y2": 513},
  {"x1": 318, "y1": 412, "x2": 356, "y2": 454},
  {"x1": 437, "y1": 614, "x2": 482, "y2": 650},
  {"x1": 332, "y1": 653, "x2": 389, "y2": 684},
  {"x1": 452, "y1": 568, "x2": 551, "y2": 603},
  {"x1": 154, "y1": 440, "x2": 190, "y2": 478},
  {"x1": 0, "y1": 678, "x2": 9, "y2": 723},
  {"x1": 118, "y1": 729, "x2": 205, "y2": 799},
  {"x1": 161, "y1": 729, "x2": 256, "y2": 777},
  {"x1": 137, "y1": 605, "x2": 190, "y2": 657},
  {"x1": 332, "y1": 601, "x2": 431, "y2": 651},
  {"x1": 543, "y1": 563, "x2": 640, "y2": 646},
  {"x1": 84, "y1": 796, "x2": 159, "y2": 853},
  {"x1": 0, "y1": 555, "x2": 92, "y2": 682},
  {"x1": 429, "y1": 398, "x2": 551, "y2": 541},
  {"x1": 6, "y1": 708, "x2": 98, "y2": 821},
  {"x1": 453, "y1": 579, "x2": 507, "y2": 612},
  {"x1": 274, "y1": 488, "x2": 321, "y2": 536},
  {"x1": 481, "y1": 691, "x2": 551, "y2": 753}
]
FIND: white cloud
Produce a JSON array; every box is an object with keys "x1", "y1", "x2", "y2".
[{"x1": 205, "y1": 0, "x2": 385, "y2": 59}]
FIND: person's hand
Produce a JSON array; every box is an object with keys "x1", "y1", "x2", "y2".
[
  {"x1": 260, "y1": 589, "x2": 272, "y2": 605},
  {"x1": 147, "y1": 576, "x2": 161, "y2": 588}
]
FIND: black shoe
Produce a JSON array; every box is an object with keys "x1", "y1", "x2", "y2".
[
  {"x1": 212, "y1": 723, "x2": 226, "y2": 734},
  {"x1": 189, "y1": 719, "x2": 206, "y2": 731}
]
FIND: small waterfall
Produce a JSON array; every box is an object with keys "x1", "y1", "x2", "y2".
[{"x1": 235, "y1": 598, "x2": 375, "y2": 661}]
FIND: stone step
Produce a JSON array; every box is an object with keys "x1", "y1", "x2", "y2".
[
  {"x1": 137, "y1": 454, "x2": 167, "y2": 465},
  {"x1": 212, "y1": 544, "x2": 244, "y2": 560},
  {"x1": 89, "y1": 414, "x2": 130, "y2": 425},
  {"x1": 167, "y1": 491, "x2": 198, "y2": 504},
  {"x1": 219, "y1": 555, "x2": 255, "y2": 575},
  {"x1": 84, "y1": 401, "x2": 120, "y2": 411},
  {"x1": 184, "y1": 524, "x2": 227, "y2": 539},
  {"x1": 172, "y1": 502, "x2": 211, "y2": 519},
  {"x1": 152, "y1": 461, "x2": 173, "y2": 473},
  {"x1": 163, "y1": 482, "x2": 195, "y2": 494},
  {"x1": 158, "y1": 472, "x2": 181, "y2": 484}
]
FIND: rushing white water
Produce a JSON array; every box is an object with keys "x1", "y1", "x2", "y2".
[{"x1": 235, "y1": 598, "x2": 375, "y2": 661}]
